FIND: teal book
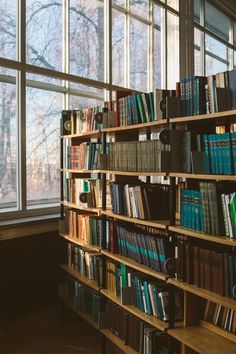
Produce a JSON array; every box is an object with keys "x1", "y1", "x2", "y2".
[{"x1": 143, "y1": 281, "x2": 152, "y2": 315}]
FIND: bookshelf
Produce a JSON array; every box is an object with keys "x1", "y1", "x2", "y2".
[{"x1": 60, "y1": 89, "x2": 236, "y2": 353}]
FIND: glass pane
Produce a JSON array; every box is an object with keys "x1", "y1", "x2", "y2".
[
  {"x1": 167, "y1": 0, "x2": 179, "y2": 11},
  {"x1": 205, "y1": 55, "x2": 227, "y2": 76},
  {"x1": 154, "y1": 28, "x2": 162, "y2": 89},
  {"x1": 130, "y1": 18, "x2": 147, "y2": 91},
  {"x1": 70, "y1": 0, "x2": 104, "y2": 82},
  {"x1": 26, "y1": 88, "x2": 61, "y2": 207},
  {"x1": 112, "y1": 0, "x2": 125, "y2": 7},
  {"x1": 194, "y1": 0, "x2": 200, "y2": 24},
  {"x1": 0, "y1": 0, "x2": 17, "y2": 60},
  {"x1": 167, "y1": 11, "x2": 179, "y2": 89},
  {"x1": 205, "y1": 1, "x2": 230, "y2": 41},
  {"x1": 205, "y1": 34, "x2": 227, "y2": 61},
  {"x1": 69, "y1": 81, "x2": 104, "y2": 95},
  {"x1": 130, "y1": 0, "x2": 149, "y2": 19},
  {"x1": 194, "y1": 28, "x2": 203, "y2": 76},
  {"x1": 112, "y1": 9, "x2": 125, "y2": 87},
  {"x1": 70, "y1": 96, "x2": 103, "y2": 110},
  {"x1": 234, "y1": 50, "x2": 236, "y2": 69},
  {"x1": 26, "y1": 0, "x2": 62, "y2": 71},
  {"x1": 154, "y1": 4, "x2": 162, "y2": 26},
  {"x1": 0, "y1": 81, "x2": 17, "y2": 211},
  {"x1": 26, "y1": 73, "x2": 62, "y2": 86}
]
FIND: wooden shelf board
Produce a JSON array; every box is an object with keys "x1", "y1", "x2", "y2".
[
  {"x1": 60, "y1": 130, "x2": 100, "y2": 139},
  {"x1": 61, "y1": 168, "x2": 100, "y2": 174},
  {"x1": 200, "y1": 320, "x2": 236, "y2": 344},
  {"x1": 60, "y1": 264, "x2": 100, "y2": 292},
  {"x1": 169, "y1": 172, "x2": 236, "y2": 181},
  {"x1": 169, "y1": 109, "x2": 236, "y2": 124},
  {"x1": 168, "y1": 326, "x2": 236, "y2": 354},
  {"x1": 102, "y1": 210, "x2": 168, "y2": 230},
  {"x1": 101, "y1": 250, "x2": 167, "y2": 281},
  {"x1": 61, "y1": 201, "x2": 101, "y2": 214},
  {"x1": 168, "y1": 278, "x2": 236, "y2": 311},
  {"x1": 100, "y1": 289, "x2": 168, "y2": 332},
  {"x1": 168, "y1": 225, "x2": 236, "y2": 247},
  {"x1": 100, "y1": 329, "x2": 138, "y2": 354},
  {"x1": 100, "y1": 170, "x2": 166, "y2": 176},
  {"x1": 101, "y1": 119, "x2": 168, "y2": 133},
  {"x1": 59, "y1": 233, "x2": 102, "y2": 252}
]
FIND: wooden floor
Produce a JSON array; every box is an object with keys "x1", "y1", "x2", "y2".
[{"x1": 0, "y1": 306, "x2": 104, "y2": 354}]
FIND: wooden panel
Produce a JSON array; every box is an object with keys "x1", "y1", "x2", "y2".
[
  {"x1": 101, "y1": 119, "x2": 168, "y2": 133},
  {"x1": 61, "y1": 201, "x2": 101, "y2": 214},
  {"x1": 60, "y1": 264, "x2": 100, "y2": 292},
  {"x1": 60, "y1": 130, "x2": 100, "y2": 139},
  {"x1": 184, "y1": 291, "x2": 201, "y2": 326},
  {"x1": 100, "y1": 170, "x2": 166, "y2": 177},
  {"x1": 169, "y1": 109, "x2": 236, "y2": 124},
  {"x1": 101, "y1": 250, "x2": 167, "y2": 281},
  {"x1": 101, "y1": 289, "x2": 169, "y2": 332},
  {"x1": 61, "y1": 168, "x2": 100, "y2": 174},
  {"x1": 168, "y1": 279, "x2": 236, "y2": 311},
  {"x1": 200, "y1": 320, "x2": 236, "y2": 344},
  {"x1": 168, "y1": 225, "x2": 236, "y2": 247},
  {"x1": 60, "y1": 233, "x2": 102, "y2": 252},
  {"x1": 169, "y1": 173, "x2": 236, "y2": 181},
  {"x1": 168, "y1": 326, "x2": 236, "y2": 354},
  {"x1": 102, "y1": 210, "x2": 169, "y2": 229}
]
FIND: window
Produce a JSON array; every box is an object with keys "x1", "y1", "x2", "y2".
[
  {"x1": 194, "y1": 0, "x2": 236, "y2": 76},
  {"x1": 0, "y1": 0, "x2": 180, "y2": 218}
]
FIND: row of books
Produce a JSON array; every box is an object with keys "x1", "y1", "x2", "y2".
[
  {"x1": 180, "y1": 182, "x2": 236, "y2": 237},
  {"x1": 204, "y1": 300, "x2": 236, "y2": 334},
  {"x1": 202, "y1": 132, "x2": 236, "y2": 175},
  {"x1": 105, "y1": 219, "x2": 172, "y2": 275},
  {"x1": 175, "y1": 239, "x2": 236, "y2": 298},
  {"x1": 106, "y1": 300, "x2": 179, "y2": 354},
  {"x1": 106, "y1": 261, "x2": 182, "y2": 321},
  {"x1": 179, "y1": 70, "x2": 236, "y2": 117},
  {"x1": 64, "y1": 210, "x2": 102, "y2": 247},
  {"x1": 106, "y1": 261, "x2": 182, "y2": 322},
  {"x1": 59, "y1": 276, "x2": 103, "y2": 323},
  {"x1": 64, "y1": 178, "x2": 102, "y2": 208},
  {"x1": 109, "y1": 182, "x2": 169, "y2": 220},
  {"x1": 65, "y1": 142, "x2": 101, "y2": 170},
  {"x1": 67, "y1": 243, "x2": 102, "y2": 286},
  {"x1": 106, "y1": 140, "x2": 169, "y2": 172},
  {"x1": 61, "y1": 107, "x2": 104, "y2": 136}
]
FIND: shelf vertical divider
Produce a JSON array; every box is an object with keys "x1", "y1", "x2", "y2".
[{"x1": 101, "y1": 131, "x2": 107, "y2": 289}]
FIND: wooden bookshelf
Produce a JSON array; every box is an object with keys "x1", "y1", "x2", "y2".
[
  {"x1": 64, "y1": 298, "x2": 138, "y2": 354},
  {"x1": 101, "y1": 119, "x2": 168, "y2": 134},
  {"x1": 168, "y1": 225, "x2": 236, "y2": 247},
  {"x1": 100, "y1": 328, "x2": 138, "y2": 354},
  {"x1": 101, "y1": 289, "x2": 169, "y2": 332},
  {"x1": 169, "y1": 108, "x2": 236, "y2": 124},
  {"x1": 60, "y1": 130, "x2": 100, "y2": 139},
  {"x1": 168, "y1": 278, "x2": 236, "y2": 311},
  {"x1": 168, "y1": 326, "x2": 236, "y2": 354},
  {"x1": 101, "y1": 250, "x2": 168, "y2": 281},
  {"x1": 169, "y1": 172, "x2": 236, "y2": 181},
  {"x1": 102, "y1": 210, "x2": 169, "y2": 230},
  {"x1": 60, "y1": 233, "x2": 102, "y2": 252},
  {"x1": 61, "y1": 201, "x2": 101, "y2": 214},
  {"x1": 60, "y1": 264, "x2": 101, "y2": 292}
]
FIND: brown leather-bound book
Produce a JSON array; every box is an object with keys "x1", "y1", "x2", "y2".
[
  {"x1": 218, "y1": 252, "x2": 225, "y2": 296},
  {"x1": 193, "y1": 245, "x2": 200, "y2": 287},
  {"x1": 223, "y1": 252, "x2": 229, "y2": 297},
  {"x1": 199, "y1": 248, "x2": 205, "y2": 289},
  {"x1": 204, "y1": 249, "x2": 212, "y2": 292},
  {"x1": 185, "y1": 242, "x2": 194, "y2": 284}
]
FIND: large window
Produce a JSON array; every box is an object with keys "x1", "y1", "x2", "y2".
[
  {"x1": 194, "y1": 0, "x2": 236, "y2": 76},
  {"x1": 0, "y1": 0, "x2": 179, "y2": 218}
]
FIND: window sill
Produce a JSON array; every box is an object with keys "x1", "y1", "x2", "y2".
[{"x1": 0, "y1": 214, "x2": 60, "y2": 241}]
